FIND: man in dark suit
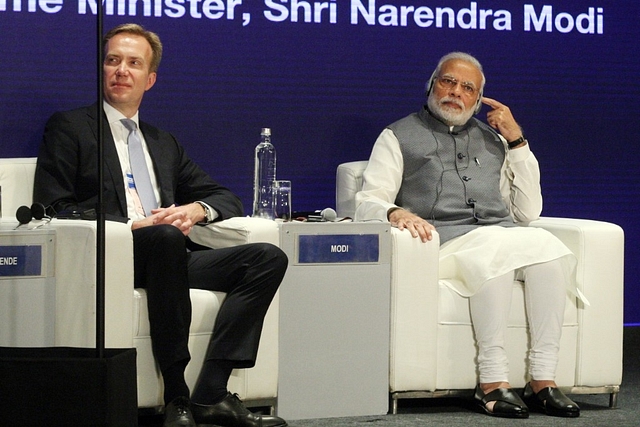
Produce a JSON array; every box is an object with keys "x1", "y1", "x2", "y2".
[{"x1": 34, "y1": 23, "x2": 288, "y2": 427}]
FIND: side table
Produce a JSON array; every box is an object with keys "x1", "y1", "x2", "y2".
[
  {"x1": 0, "y1": 222, "x2": 56, "y2": 346},
  {"x1": 277, "y1": 221, "x2": 391, "y2": 419}
]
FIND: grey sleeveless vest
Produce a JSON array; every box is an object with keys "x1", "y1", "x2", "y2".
[{"x1": 388, "y1": 107, "x2": 515, "y2": 244}]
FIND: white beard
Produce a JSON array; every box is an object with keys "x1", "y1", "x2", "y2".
[{"x1": 427, "y1": 94, "x2": 476, "y2": 126}]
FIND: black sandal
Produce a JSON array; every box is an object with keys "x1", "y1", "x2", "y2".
[
  {"x1": 473, "y1": 385, "x2": 529, "y2": 418},
  {"x1": 522, "y1": 383, "x2": 580, "y2": 417}
]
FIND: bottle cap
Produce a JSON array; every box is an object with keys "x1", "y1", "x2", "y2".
[{"x1": 261, "y1": 128, "x2": 271, "y2": 136}]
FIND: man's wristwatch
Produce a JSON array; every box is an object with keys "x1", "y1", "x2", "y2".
[
  {"x1": 195, "y1": 201, "x2": 214, "y2": 223},
  {"x1": 507, "y1": 135, "x2": 527, "y2": 149}
]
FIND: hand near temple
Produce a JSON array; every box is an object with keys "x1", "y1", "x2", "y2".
[{"x1": 482, "y1": 96, "x2": 523, "y2": 143}]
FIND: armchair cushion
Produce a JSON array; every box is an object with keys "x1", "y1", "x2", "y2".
[{"x1": 0, "y1": 157, "x2": 37, "y2": 217}]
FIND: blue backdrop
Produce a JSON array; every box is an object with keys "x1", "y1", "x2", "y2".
[{"x1": 1, "y1": 1, "x2": 638, "y2": 322}]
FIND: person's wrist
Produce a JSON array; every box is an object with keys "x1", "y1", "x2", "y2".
[
  {"x1": 507, "y1": 135, "x2": 527, "y2": 149},
  {"x1": 194, "y1": 201, "x2": 210, "y2": 223},
  {"x1": 387, "y1": 206, "x2": 403, "y2": 221}
]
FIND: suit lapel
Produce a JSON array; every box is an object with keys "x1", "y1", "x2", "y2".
[{"x1": 87, "y1": 104, "x2": 128, "y2": 216}]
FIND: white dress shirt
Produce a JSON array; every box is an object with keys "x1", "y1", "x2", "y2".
[{"x1": 103, "y1": 101, "x2": 161, "y2": 222}]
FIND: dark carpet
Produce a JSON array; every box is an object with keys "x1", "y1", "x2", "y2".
[{"x1": 140, "y1": 326, "x2": 640, "y2": 426}]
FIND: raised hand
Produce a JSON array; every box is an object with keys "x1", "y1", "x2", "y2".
[{"x1": 482, "y1": 96, "x2": 523, "y2": 142}]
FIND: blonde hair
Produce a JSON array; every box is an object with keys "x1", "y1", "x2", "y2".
[{"x1": 103, "y1": 23, "x2": 163, "y2": 73}]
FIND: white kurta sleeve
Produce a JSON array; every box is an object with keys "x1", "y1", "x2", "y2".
[
  {"x1": 355, "y1": 128, "x2": 404, "y2": 222},
  {"x1": 500, "y1": 140, "x2": 543, "y2": 223}
]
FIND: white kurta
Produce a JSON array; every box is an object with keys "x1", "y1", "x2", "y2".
[{"x1": 356, "y1": 127, "x2": 583, "y2": 300}]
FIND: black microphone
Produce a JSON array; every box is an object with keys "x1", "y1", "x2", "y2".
[
  {"x1": 14, "y1": 202, "x2": 51, "y2": 228},
  {"x1": 31, "y1": 202, "x2": 47, "y2": 220},
  {"x1": 16, "y1": 205, "x2": 32, "y2": 224}
]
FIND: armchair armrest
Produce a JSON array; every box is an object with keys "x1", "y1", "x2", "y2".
[
  {"x1": 389, "y1": 227, "x2": 441, "y2": 391},
  {"x1": 52, "y1": 219, "x2": 134, "y2": 349},
  {"x1": 189, "y1": 217, "x2": 280, "y2": 248},
  {"x1": 528, "y1": 217, "x2": 624, "y2": 386}
]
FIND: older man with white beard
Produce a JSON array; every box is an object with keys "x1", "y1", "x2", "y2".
[{"x1": 355, "y1": 52, "x2": 582, "y2": 419}]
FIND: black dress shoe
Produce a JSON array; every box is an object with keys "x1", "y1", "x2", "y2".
[
  {"x1": 164, "y1": 396, "x2": 196, "y2": 427},
  {"x1": 192, "y1": 392, "x2": 287, "y2": 427},
  {"x1": 522, "y1": 383, "x2": 580, "y2": 417},
  {"x1": 473, "y1": 385, "x2": 529, "y2": 418}
]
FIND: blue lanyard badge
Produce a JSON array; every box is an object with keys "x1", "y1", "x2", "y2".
[{"x1": 126, "y1": 173, "x2": 136, "y2": 190}]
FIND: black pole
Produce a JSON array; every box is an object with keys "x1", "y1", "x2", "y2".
[{"x1": 96, "y1": 1, "x2": 105, "y2": 358}]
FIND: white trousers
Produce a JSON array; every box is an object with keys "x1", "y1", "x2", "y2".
[{"x1": 469, "y1": 259, "x2": 567, "y2": 384}]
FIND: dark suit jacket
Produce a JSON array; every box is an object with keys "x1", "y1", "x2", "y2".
[{"x1": 34, "y1": 103, "x2": 243, "y2": 222}]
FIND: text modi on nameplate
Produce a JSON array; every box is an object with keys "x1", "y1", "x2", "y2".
[{"x1": 297, "y1": 234, "x2": 379, "y2": 264}]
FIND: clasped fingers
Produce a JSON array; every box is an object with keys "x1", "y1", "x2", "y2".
[{"x1": 171, "y1": 217, "x2": 193, "y2": 236}]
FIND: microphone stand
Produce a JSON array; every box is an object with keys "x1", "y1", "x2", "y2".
[
  {"x1": 0, "y1": 12, "x2": 137, "y2": 427},
  {"x1": 95, "y1": 1, "x2": 105, "y2": 359}
]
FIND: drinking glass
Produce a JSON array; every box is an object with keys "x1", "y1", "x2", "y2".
[{"x1": 271, "y1": 180, "x2": 292, "y2": 221}]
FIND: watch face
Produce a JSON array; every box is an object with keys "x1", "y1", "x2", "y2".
[{"x1": 197, "y1": 202, "x2": 210, "y2": 222}]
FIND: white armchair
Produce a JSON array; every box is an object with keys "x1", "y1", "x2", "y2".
[
  {"x1": 0, "y1": 158, "x2": 280, "y2": 411},
  {"x1": 336, "y1": 160, "x2": 625, "y2": 413}
]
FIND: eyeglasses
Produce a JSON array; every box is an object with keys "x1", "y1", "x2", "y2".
[{"x1": 436, "y1": 76, "x2": 478, "y2": 96}]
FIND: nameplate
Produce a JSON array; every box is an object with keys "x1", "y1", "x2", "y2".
[
  {"x1": 298, "y1": 234, "x2": 379, "y2": 264},
  {"x1": 0, "y1": 246, "x2": 43, "y2": 277}
]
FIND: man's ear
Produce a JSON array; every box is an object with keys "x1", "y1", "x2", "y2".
[{"x1": 145, "y1": 72, "x2": 157, "y2": 91}]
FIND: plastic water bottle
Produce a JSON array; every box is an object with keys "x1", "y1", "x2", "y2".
[{"x1": 252, "y1": 127, "x2": 276, "y2": 219}]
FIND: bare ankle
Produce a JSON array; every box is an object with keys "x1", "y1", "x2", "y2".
[
  {"x1": 530, "y1": 379, "x2": 557, "y2": 393},
  {"x1": 480, "y1": 381, "x2": 511, "y2": 394}
]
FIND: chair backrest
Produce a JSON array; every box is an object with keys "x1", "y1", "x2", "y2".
[
  {"x1": 0, "y1": 158, "x2": 37, "y2": 220},
  {"x1": 335, "y1": 161, "x2": 368, "y2": 219}
]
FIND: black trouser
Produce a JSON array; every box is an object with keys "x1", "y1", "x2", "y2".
[{"x1": 133, "y1": 224, "x2": 288, "y2": 372}]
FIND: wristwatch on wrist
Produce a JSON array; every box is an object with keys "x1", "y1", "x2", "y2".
[
  {"x1": 507, "y1": 135, "x2": 527, "y2": 149},
  {"x1": 196, "y1": 201, "x2": 213, "y2": 223}
]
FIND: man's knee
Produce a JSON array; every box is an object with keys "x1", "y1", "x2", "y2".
[
  {"x1": 135, "y1": 224, "x2": 187, "y2": 258},
  {"x1": 152, "y1": 224, "x2": 187, "y2": 244},
  {"x1": 254, "y1": 243, "x2": 288, "y2": 269}
]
